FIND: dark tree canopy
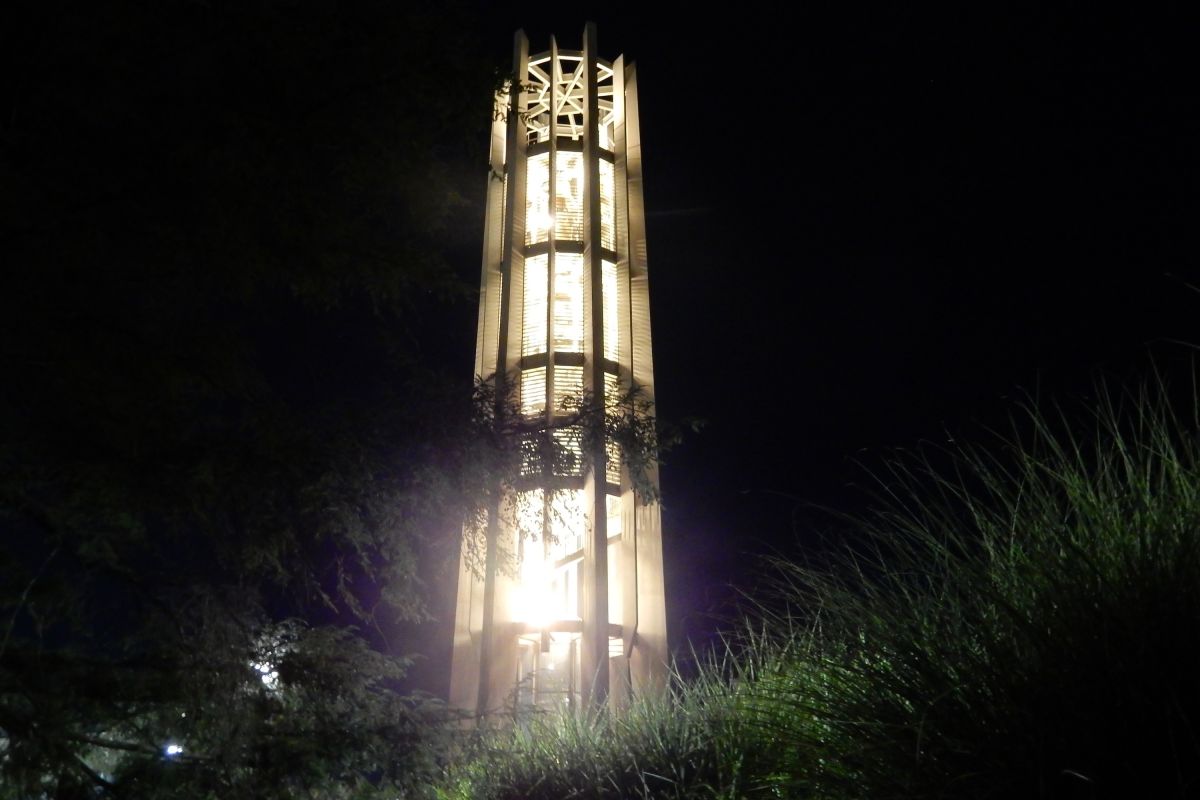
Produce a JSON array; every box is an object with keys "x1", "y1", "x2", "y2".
[{"x1": 1, "y1": 2, "x2": 511, "y2": 796}]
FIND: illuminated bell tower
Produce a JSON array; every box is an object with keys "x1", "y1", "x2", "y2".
[{"x1": 450, "y1": 23, "x2": 667, "y2": 716}]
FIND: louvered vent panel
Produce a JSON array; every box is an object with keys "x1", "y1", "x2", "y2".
[
  {"x1": 603, "y1": 371, "x2": 620, "y2": 408},
  {"x1": 553, "y1": 254, "x2": 585, "y2": 353},
  {"x1": 602, "y1": 260, "x2": 619, "y2": 361},
  {"x1": 605, "y1": 438, "x2": 621, "y2": 485},
  {"x1": 552, "y1": 425, "x2": 584, "y2": 477},
  {"x1": 520, "y1": 433, "x2": 542, "y2": 477},
  {"x1": 555, "y1": 153, "x2": 585, "y2": 241},
  {"x1": 525, "y1": 153, "x2": 550, "y2": 245},
  {"x1": 522, "y1": 255, "x2": 548, "y2": 356},
  {"x1": 552, "y1": 365, "x2": 583, "y2": 415},
  {"x1": 521, "y1": 367, "x2": 546, "y2": 418},
  {"x1": 600, "y1": 160, "x2": 615, "y2": 250},
  {"x1": 500, "y1": 172, "x2": 508, "y2": 251}
]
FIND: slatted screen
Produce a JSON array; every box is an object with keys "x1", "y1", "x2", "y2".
[
  {"x1": 552, "y1": 425, "x2": 584, "y2": 476},
  {"x1": 605, "y1": 440, "x2": 621, "y2": 486},
  {"x1": 600, "y1": 159, "x2": 615, "y2": 250},
  {"x1": 525, "y1": 153, "x2": 550, "y2": 245},
  {"x1": 552, "y1": 366, "x2": 583, "y2": 415},
  {"x1": 602, "y1": 260, "x2": 619, "y2": 361},
  {"x1": 554, "y1": 152, "x2": 585, "y2": 241},
  {"x1": 522, "y1": 255, "x2": 548, "y2": 356},
  {"x1": 520, "y1": 367, "x2": 546, "y2": 418},
  {"x1": 553, "y1": 254, "x2": 584, "y2": 353}
]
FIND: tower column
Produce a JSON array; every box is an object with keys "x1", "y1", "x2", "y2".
[
  {"x1": 450, "y1": 24, "x2": 665, "y2": 720},
  {"x1": 579, "y1": 21, "x2": 610, "y2": 708}
]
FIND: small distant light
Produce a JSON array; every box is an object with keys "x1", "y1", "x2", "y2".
[
  {"x1": 254, "y1": 661, "x2": 280, "y2": 690},
  {"x1": 180, "y1": 712, "x2": 186, "y2": 718},
  {"x1": 164, "y1": 744, "x2": 184, "y2": 757}
]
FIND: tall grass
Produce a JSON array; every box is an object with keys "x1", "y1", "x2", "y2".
[
  {"x1": 750, "y1": 379, "x2": 1200, "y2": 798},
  {"x1": 436, "y1": 660, "x2": 793, "y2": 800},
  {"x1": 441, "y1": 379, "x2": 1200, "y2": 799}
]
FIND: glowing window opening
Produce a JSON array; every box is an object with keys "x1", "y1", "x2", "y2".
[
  {"x1": 508, "y1": 484, "x2": 587, "y2": 628},
  {"x1": 602, "y1": 370, "x2": 620, "y2": 409},
  {"x1": 599, "y1": 161, "x2": 615, "y2": 250},
  {"x1": 606, "y1": 494, "x2": 622, "y2": 539},
  {"x1": 552, "y1": 424, "x2": 583, "y2": 476},
  {"x1": 554, "y1": 153, "x2": 585, "y2": 241},
  {"x1": 513, "y1": 489, "x2": 549, "y2": 626},
  {"x1": 549, "y1": 488, "x2": 586, "y2": 559},
  {"x1": 522, "y1": 255, "x2": 548, "y2": 356},
  {"x1": 601, "y1": 260, "x2": 619, "y2": 361},
  {"x1": 521, "y1": 367, "x2": 546, "y2": 418},
  {"x1": 525, "y1": 153, "x2": 551, "y2": 244},
  {"x1": 519, "y1": 431, "x2": 542, "y2": 477},
  {"x1": 553, "y1": 253, "x2": 585, "y2": 352},
  {"x1": 605, "y1": 440, "x2": 621, "y2": 486},
  {"x1": 607, "y1": 537, "x2": 622, "y2": 622},
  {"x1": 552, "y1": 366, "x2": 583, "y2": 419}
]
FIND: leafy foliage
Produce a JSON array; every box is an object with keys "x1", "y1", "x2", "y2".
[
  {"x1": 567, "y1": 384, "x2": 696, "y2": 506},
  {"x1": 457, "y1": 379, "x2": 686, "y2": 580},
  {"x1": 0, "y1": 5, "x2": 686, "y2": 793},
  {"x1": 1, "y1": 2, "x2": 507, "y2": 796}
]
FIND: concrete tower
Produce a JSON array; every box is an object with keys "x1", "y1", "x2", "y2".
[{"x1": 450, "y1": 24, "x2": 666, "y2": 717}]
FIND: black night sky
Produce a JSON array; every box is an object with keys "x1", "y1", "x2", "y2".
[
  {"x1": 6, "y1": 3, "x2": 1198, "y2": 701},
  {"x1": 457, "y1": 5, "x2": 1199, "y2": 667}
]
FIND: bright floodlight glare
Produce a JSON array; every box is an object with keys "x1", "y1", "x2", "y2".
[
  {"x1": 164, "y1": 743, "x2": 184, "y2": 757},
  {"x1": 254, "y1": 661, "x2": 280, "y2": 690}
]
